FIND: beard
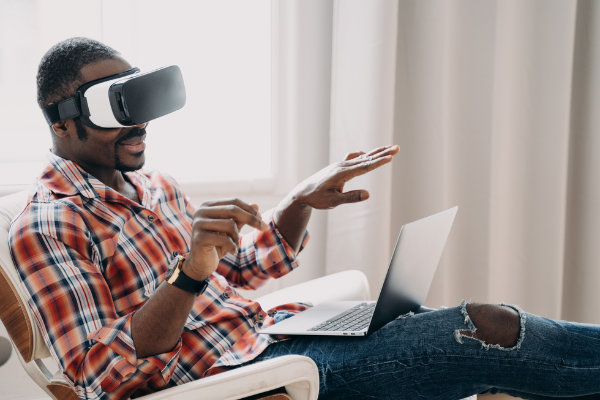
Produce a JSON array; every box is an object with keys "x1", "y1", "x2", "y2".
[
  {"x1": 74, "y1": 118, "x2": 147, "y2": 172},
  {"x1": 115, "y1": 126, "x2": 147, "y2": 172},
  {"x1": 115, "y1": 152, "x2": 145, "y2": 172}
]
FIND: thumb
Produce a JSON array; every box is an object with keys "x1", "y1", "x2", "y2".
[{"x1": 336, "y1": 189, "x2": 370, "y2": 206}]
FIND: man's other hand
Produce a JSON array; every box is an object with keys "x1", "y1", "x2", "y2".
[{"x1": 183, "y1": 199, "x2": 269, "y2": 281}]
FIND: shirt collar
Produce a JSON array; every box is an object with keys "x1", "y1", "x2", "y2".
[{"x1": 41, "y1": 151, "x2": 151, "y2": 206}]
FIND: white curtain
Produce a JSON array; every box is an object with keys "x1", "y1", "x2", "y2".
[
  {"x1": 391, "y1": 0, "x2": 578, "y2": 320},
  {"x1": 287, "y1": 0, "x2": 600, "y2": 324}
]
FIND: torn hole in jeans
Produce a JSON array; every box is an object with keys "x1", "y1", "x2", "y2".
[{"x1": 454, "y1": 300, "x2": 526, "y2": 351}]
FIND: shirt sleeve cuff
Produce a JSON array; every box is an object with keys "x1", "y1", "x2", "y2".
[
  {"x1": 270, "y1": 216, "x2": 310, "y2": 256},
  {"x1": 256, "y1": 211, "x2": 309, "y2": 277},
  {"x1": 87, "y1": 314, "x2": 181, "y2": 389}
]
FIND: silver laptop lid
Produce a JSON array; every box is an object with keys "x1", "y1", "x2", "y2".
[{"x1": 367, "y1": 206, "x2": 458, "y2": 334}]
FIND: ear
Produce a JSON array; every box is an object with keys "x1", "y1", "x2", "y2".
[{"x1": 51, "y1": 120, "x2": 71, "y2": 138}]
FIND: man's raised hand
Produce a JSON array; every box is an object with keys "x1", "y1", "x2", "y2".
[{"x1": 291, "y1": 144, "x2": 400, "y2": 209}]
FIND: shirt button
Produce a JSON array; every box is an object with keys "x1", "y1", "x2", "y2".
[
  {"x1": 147, "y1": 214, "x2": 155, "y2": 223},
  {"x1": 257, "y1": 313, "x2": 264, "y2": 320},
  {"x1": 222, "y1": 292, "x2": 230, "y2": 299}
]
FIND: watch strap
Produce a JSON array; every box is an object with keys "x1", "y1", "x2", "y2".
[{"x1": 167, "y1": 256, "x2": 209, "y2": 295}]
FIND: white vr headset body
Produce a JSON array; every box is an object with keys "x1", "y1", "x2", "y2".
[
  {"x1": 84, "y1": 77, "x2": 128, "y2": 128},
  {"x1": 43, "y1": 65, "x2": 186, "y2": 129}
]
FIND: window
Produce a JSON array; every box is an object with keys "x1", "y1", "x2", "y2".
[{"x1": 0, "y1": 0, "x2": 272, "y2": 186}]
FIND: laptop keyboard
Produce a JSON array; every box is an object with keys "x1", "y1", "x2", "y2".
[{"x1": 308, "y1": 302, "x2": 376, "y2": 332}]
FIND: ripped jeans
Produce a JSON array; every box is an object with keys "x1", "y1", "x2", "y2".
[{"x1": 247, "y1": 302, "x2": 600, "y2": 399}]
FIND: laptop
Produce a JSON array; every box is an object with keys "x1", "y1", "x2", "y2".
[{"x1": 259, "y1": 206, "x2": 458, "y2": 337}]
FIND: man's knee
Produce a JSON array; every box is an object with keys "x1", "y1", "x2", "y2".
[{"x1": 458, "y1": 303, "x2": 520, "y2": 348}]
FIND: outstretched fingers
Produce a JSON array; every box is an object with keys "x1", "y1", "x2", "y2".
[
  {"x1": 342, "y1": 153, "x2": 395, "y2": 179},
  {"x1": 344, "y1": 151, "x2": 366, "y2": 161},
  {"x1": 343, "y1": 145, "x2": 398, "y2": 167},
  {"x1": 328, "y1": 145, "x2": 398, "y2": 206},
  {"x1": 366, "y1": 144, "x2": 399, "y2": 158}
]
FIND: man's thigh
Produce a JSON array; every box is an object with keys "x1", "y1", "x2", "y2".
[{"x1": 252, "y1": 304, "x2": 490, "y2": 399}]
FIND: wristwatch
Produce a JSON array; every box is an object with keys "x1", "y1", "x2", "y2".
[{"x1": 166, "y1": 255, "x2": 209, "y2": 295}]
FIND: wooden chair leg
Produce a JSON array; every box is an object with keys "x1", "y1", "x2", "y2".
[
  {"x1": 257, "y1": 395, "x2": 292, "y2": 400},
  {"x1": 46, "y1": 382, "x2": 80, "y2": 400},
  {"x1": 242, "y1": 387, "x2": 292, "y2": 400}
]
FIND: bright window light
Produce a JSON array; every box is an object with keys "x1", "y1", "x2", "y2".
[{"x1": 0, "y1": 0, "x2": 272, "y2": 185}]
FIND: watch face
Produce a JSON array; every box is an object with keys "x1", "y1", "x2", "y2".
[{"x1": 166, "y1": 255, "x2": 184, "y2": 283}]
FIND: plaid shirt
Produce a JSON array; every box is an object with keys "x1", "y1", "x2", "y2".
[{"x1": 9, "y1": 153, "x2": 309, "y2": 399}]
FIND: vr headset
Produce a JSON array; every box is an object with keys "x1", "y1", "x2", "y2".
[{"x1": 42, "y1": 65, "x2": 186, "y2": 129}]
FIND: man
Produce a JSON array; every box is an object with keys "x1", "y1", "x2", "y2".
[{"x1": 10, "y1": 37, "x2": 600, "y2": 399}]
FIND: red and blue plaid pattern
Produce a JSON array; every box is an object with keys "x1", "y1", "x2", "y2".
[{"x1": 10, "y1": 153, "x2": 309, "y2": 399}]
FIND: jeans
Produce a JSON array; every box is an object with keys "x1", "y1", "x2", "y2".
[{"x1": 246, "y1": 301, "x2": 600, "y2": 399}]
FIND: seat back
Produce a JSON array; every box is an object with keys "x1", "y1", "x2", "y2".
[{"x1": 0, "y1": 191, "x2": 78, "y2": 400}]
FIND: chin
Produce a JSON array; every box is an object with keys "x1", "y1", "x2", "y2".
[{"x1": 117, "y1": 154, "x2": 145, "y2": 172}]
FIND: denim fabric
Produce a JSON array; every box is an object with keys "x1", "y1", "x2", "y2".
[{"x1": 249, "y1": 302, "x2": 600, "y2": 399}]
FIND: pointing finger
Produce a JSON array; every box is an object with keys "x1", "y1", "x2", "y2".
[
  {"x1": 199, "y1": 204, "x2": 269, "y2": 231},
  {"x1": 202, "y1": 198, "x2": 260, "y2": 217}
]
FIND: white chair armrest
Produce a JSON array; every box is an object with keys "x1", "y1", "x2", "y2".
[
  {"x1": 139, "y1": 355, "x2": 318, "y2": 400},
  {"x1": 256, "y1": 270, "x2": 370, "y2": 311}
]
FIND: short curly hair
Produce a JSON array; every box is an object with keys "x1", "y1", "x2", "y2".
[{"x1": 36, "y1": 37, "x2": 120, "y2": 109}]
